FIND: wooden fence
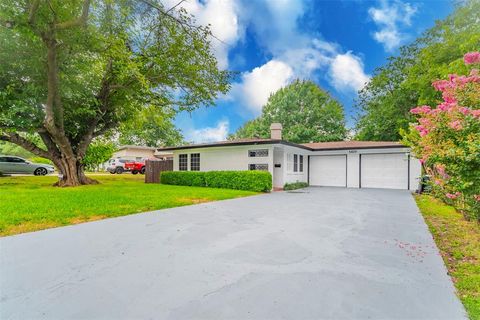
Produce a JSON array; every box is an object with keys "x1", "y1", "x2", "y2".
[{"x1": 144, "y1": 159, "x2": 173, "y2": 183}]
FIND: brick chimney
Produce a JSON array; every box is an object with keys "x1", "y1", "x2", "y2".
[{"x1": 270, "y1": 123, "x2": 283, "y2": 140}]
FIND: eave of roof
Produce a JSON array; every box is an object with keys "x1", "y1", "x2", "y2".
[
  {"x1": 156, "y1": 139, "x2": 405, "y2": 152},
  {"x1": 118, "y1": 145, "x2": 156, "y2": 151}
]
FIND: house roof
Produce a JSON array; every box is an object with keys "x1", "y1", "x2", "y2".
[
  {"x1": 301, "y1": 141, "x2": 404, "y2": 151},
  {"x1": 156, "y1": 138, "x2": 292, "y2": 151},
  {"x1": 118, "y1": 145, "x2": 156, "y2": 151},
  {"x1": 156, "y1": 139, "x2": 405, "y2": 152}
]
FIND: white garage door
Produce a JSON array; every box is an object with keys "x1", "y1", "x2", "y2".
[
  {"x1": 361, "y1": 153, "x2": 409, "y2": 189},
  {"x1": 309, "y1": 155, "x2": 347, "y2": 187}
]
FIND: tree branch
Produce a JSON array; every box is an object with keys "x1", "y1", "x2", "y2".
[
  {"x1": 28, "y1": 0, "x2": 41, "y2": 25},
  {"x1": 0, "y1": 133, "x2": 51, "y2": 159},
  {"x1": 38, "y1": 130, "x2": 61, "y2": 158},
  {"x1": 55, "y1": 0, "x2": 91, "y2": 29}
]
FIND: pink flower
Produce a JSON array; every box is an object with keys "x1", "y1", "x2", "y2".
[
  {"x1": 432, "y1": 80, "x2": 450, "y2": 92},
  {"x1": 472, "y1": 110, "x2": 480, "y2": 118},
  {"x1": 410, "y1": 105, "x2": 431, "y2": 114},
  {"x1": 458, "y1": 107, "x2": 470, "y2": 115},
  {"x1": 464, "y1": 52, "x2": 480, "y2": 65},
  {"x1": 446, "y1": 192, "x2": 460, "y2": 200},
  {"x1": 414, "y1": 125, "x2": 429, "y2": 136},
  {"x1": 449, "y1": 120, "x2": 463, "y2": 130},
  {"x1": 419, "y1": 118, "x2": 432, "y2": 126},
  {"x1": 474, "y1": 195, "x2": 480, "y2": 202},
  {"x1": 436, "y1": 164, "x2": 446, "y2": 176},
  {"x1": 442, "y1": 92, "x2": 457, "y2": 104}
]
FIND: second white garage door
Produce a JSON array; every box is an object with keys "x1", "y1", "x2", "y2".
[
  {"x1": 361, "y1": 153, "x2": 409, "y2": 189},
  {"x1": 309, "y1": 155, "x2": 347, "y2": 187}
]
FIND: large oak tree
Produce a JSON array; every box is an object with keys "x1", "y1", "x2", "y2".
[{"x1": 0, "y1": 0, "x2": 230, "y2": 186}]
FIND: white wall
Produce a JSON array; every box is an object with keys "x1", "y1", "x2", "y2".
[
  {"x1": 409, "y1": 156, "x2": 422, "y2": 191},
  {"x1": 172, "y1": 144, "x2": 275, "y2": 176},
  {"x1": 282, "y1": 145, "x2": 309, "y2": 185},
  {"x1": 309, "y1": 147, "x2": 422, "y2": 191},
  {"x1": 114, "y1": 148, "x2": 155, "y2": 160},
  {"x1": 170, "y1": 144, "x2": 422, "y2": 191}
]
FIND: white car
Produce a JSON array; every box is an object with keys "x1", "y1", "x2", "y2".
[
  {"x1": 106, "y1": 158, "x2": 129, "y2": 174},
  {"x1": 0, "y1": 155, "x2": 55, "y2": 175}
]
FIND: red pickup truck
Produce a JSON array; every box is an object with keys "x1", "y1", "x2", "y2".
[{"x1": 124, "y1": 161, "x2": 146, "y2": 174}]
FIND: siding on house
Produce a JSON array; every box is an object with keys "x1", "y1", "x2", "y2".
[
  {"x1": 166, "y1": 142, "x2": 422, "y2": 191},
  {"x1": 172, "y1": 144, "x2": 275, "y2": 176}
]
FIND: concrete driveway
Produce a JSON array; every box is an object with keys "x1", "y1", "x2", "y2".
[{"x1": 0, "y1": 187, "x2": 466, "y2": 319}]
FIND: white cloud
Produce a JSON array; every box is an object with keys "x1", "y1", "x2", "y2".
[
  {"x1": 329, "y1": 52, "x2": 370, "y2": 92},
  {"x1": 162, "y1": 0, "x2": 241, "y2": 69},
  {"x1": 186, "y1": 120, "x2": 229, "y2": 143},
  {"x1": 368, "y1": 0, "x2": 417, "y2": 51},
  {"x1": 226, "y1": 0, "x2": 370, "y2": 115},
  {"x1": 231, "y1": 60, "x2": 294, "y2": 114}
]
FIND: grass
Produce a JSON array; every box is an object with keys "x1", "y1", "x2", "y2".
[
  {"x1": 0, "y1": 174, "x2": 257, "y2": 236},
  {"x1": 415, "y1": 194, "x2": 480, "y2": 320}
]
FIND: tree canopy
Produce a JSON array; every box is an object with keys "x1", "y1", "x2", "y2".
[
  {"x1": 118, "y1": 106, "x2": 184, "y2": 147},
  {"x1": 230, "y1": 80, "x2": 347, "y2": 143},
  {"x1": 355, "y1": 0, "x2": 480, "y2": 141},
  {"x1": 0, "y1": 0, "x2": 230, "y2": 186}
]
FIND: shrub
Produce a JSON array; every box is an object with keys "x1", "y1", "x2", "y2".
[
  {"x1": 402, "y1": 51, "x2": 480, "y2": 220},
  {"x1": 160, "y1": 170, "x2": 272, "y2": 192},
  {"x1": 160, "y1": 171, "x2": 206, "y2": 187},
  {"x1": 284, "y1": 182, "x2": 309, "y2": 191},
  {"x1": 204, "y1": 171, "x2": 272, "y2": 192}
]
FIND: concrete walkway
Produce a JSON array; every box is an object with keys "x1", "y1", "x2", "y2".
[{"x1": 0, "y1": 188, "x2": 466, "y2": 319}]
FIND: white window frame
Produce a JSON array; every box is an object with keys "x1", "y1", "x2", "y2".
[
  {"x1": 248, "y1": 149, "x2": 269, "y2": 157},
  {"x1": 287, "y1": 153, "x2": 294, "y2": 172},
  {"x1": 249, "y1": 163, "x2": 269, "y2": 171},
  {"x1": 190, "y1": 153, "x2": 200, "y2": 171},
  {"x1": 179, "y1": 154, "x2": 188, "y2": 171}
]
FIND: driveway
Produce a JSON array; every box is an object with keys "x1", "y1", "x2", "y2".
[{"x1": 0, "y1": 188, "x2": 466, "y2": 319}]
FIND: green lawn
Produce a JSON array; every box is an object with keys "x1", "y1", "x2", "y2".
[
  {"x1": 0, "y1": 174, "x2": 257, "y2": 236},
  {"x1": 415, "y1": 195, "x2": 480, "y2": 320}
]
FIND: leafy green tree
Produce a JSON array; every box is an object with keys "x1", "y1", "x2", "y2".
[
  {"x1": 119, "y1": 106, "x2": 184, "y2": 147},
  {"x1": 355, "y1": 0, "x2": 480, "y2": 141},
  {"x1": 0, "y1": 0, "x2": 230, "y2": 186},
  {"x1": 82, "y1": 139, "x2": 115, "y2": 171},
  {"x1": 231, "y1": 80, "x2": 347, "y2": 143},
  {"x1": 0, "y1": 141, "x2": 34, "y2": 158}
]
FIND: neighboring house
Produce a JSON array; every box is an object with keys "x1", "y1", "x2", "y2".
[
  {"x1": 113, "y1": 145, "x2": 158, "y2": 161},
  {"x1": 156, "y1": 123, "x2": 422, "y2": 191},
  {"x1": 99, "y1": 145, "x2": 173, "y2": 171}
]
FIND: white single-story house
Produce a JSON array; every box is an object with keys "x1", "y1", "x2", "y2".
[
  {"x1": 113, "y1": 145, "x2": 172, "y2": 161},
  {"x1": 156, "y1": 123, "x2": 422, "y2": 191}
]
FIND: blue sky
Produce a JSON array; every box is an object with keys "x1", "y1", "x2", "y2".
[{"x1": 166, "y1": 0, "x2": 453, "y2": 143}]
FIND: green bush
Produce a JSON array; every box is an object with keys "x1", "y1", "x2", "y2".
[
  {"x1": 160, "y1": 170, "x2": 272, "y2": 192},
  {"x1": 284, "y1": 182, "x2": 309, "y2": 191},
  {"x1": 160, "y1": 171, "x2": 206, "y2": 187},
  {"x1": 205, "y1": 171, "x2": 272, "y2": 192}
]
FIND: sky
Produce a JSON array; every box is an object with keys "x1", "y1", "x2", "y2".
[{"x1": 165, "y1": 0, "x2": 453, "y2": 143}]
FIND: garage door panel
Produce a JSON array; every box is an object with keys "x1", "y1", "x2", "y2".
[
  {"x1": 361, "y1": 153, "x2": 408, "y2": 189},
  {"x1": 310, "y1": 155, "x2": 346, "y2": 187}
]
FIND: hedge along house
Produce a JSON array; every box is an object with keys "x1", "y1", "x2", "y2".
[{"x1": 156, "y1": 123, "x2": 422, "y2": 191}]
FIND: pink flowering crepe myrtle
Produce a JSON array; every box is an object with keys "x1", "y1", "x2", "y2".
[
  {"x1": 408, "y1": 52, "x2": 480, "y2": 211},
  {"x1": 464, "y1": 52, "x2": 480, "y2": 65}
]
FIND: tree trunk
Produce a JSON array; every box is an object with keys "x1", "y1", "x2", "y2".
[{"x1": 53, "y1": 155, "x2": 98, "y2": 187}]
